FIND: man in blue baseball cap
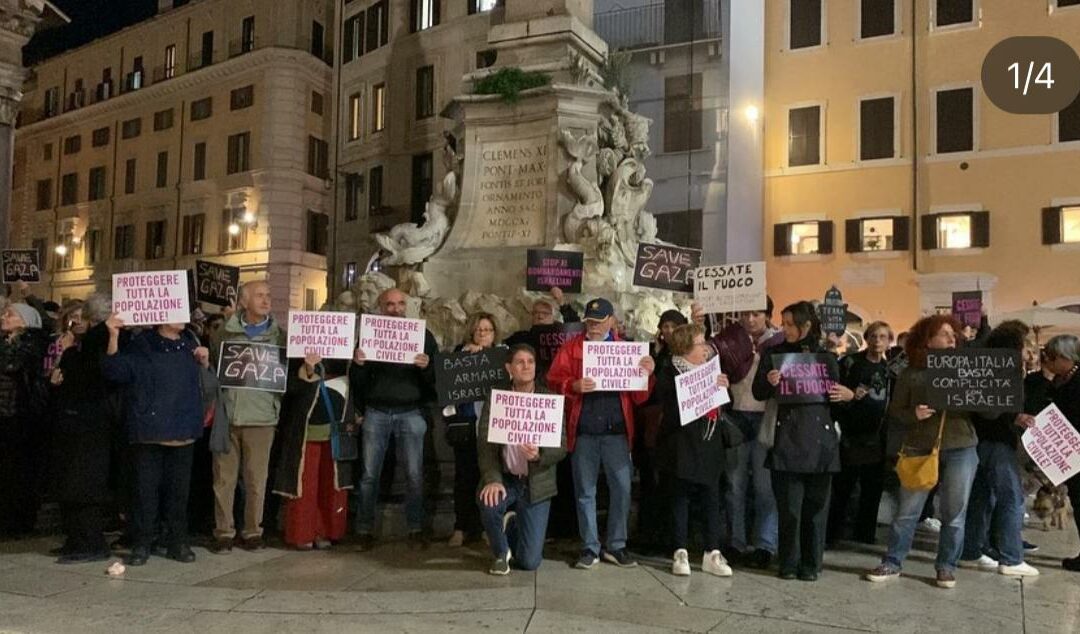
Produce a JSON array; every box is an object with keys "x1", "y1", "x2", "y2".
[{"x1": 547, "y1": 297, "x2": 655, "y2": 569}]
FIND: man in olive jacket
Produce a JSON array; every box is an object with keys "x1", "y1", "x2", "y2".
[{"x1": 477, "y1": 344, "x2": 567, "y2": 575}]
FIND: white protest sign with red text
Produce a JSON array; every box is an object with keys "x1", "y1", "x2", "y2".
[
  {"x1": 358, "y1": 314, "x2": 427, "y2": 365},
  {"x1": 112, "y1": 271, "x2": 190, "y2": 326},
  {"x1": 675, "y1": 356, "x2": 729, "y2": 425},
  {"x1": 1022, "y1": 403, "x2": 1080, "y2": 486},
  {"x1": 582, "y1": 341, "x2": 650, "y2": 391},
  {"x1": 486, "y1": 389, "x2": 564, "y2": 448},
  {"x1": 286, "y1": 311, "x2": 357, "y2": 360}
]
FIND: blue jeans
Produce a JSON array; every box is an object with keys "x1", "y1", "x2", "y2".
[
  {"x1": 882, "y1": 446, "x2": 979, "y2": 573},
  {"x1": 355, "y1": 408, "x2": 426, "y2": 534},
  {"x1": 572, "y1": 433, "x2": 632, "y2": 554},
  {"x1": 962, "y1": 440, "x2": 1025, "y2": 566},
  {"x1": 723, "y1": 411, "x2": 778, "y2": 553},
  {"x1": 479, "y1": 475, "x2": 551, "y2": 570}
]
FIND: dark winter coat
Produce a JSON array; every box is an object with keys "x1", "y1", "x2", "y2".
[
  {"x1": 887, "y1": 367, "x2": 977, "y2": 453},
  {"x1": 836, "y1": 351, "x2": 890, "y2": 466},
  {"x1": 349, "y1": 328, "x2": 439, "y2": 412},
  {"x1": 0, "y1": 328, "x2": 48, "y2": 420},
  {"x1": 654, "y1": 363, "x2": 726, "y2": 486}
]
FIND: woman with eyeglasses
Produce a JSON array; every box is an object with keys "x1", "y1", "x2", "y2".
[{"x1": 445, "y1": 312, "x2": 502, "y2": 547}]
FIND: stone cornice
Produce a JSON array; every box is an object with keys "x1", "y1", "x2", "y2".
[
  {"x1": 17, "y1": 47, "x2": 333, "y2": 138},
  {"x1": 0, "y1": 0, "x2": 46, "y2": 40}
]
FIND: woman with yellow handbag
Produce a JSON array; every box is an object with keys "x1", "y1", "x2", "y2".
[{"x1": 864, "y1": 315, "x2": 979, "y2": 589}]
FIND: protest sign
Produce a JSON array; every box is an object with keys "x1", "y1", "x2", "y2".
[
  {"x1": 535, "y1": 322, "x2": 584, "y2": 370},
  {"x1": 526, "y1": 249, "x2": 584, "y2": 293},
  {"x1": 925, "y1": 349, "x2": 1023, "y2": 414},
  {"x1": 1022, "y1": 403, "x2": 1080, "y2": 486},
  {"x1": 772, "y1": 353, "x2": 839, "y2": 404},
  {"x1": 217, "y1": 342, "x2": 288, "y2": 393},
  {"x1": 196, "y1": 260, "x2": 241, "y2": 307},
  {"x1": 434, "y1": 347, "x2": 509, "y2": 406},
  {"x1": 693, "y1": 261, "x2": 767, "y2": 314},
  {"x1": 675, "y1": 356, "x2": 729, "y2": 425},
  {"x1": 357, "y1": 313, "x2": 427, "y2": 364},
  {"x1": 583, "y1": 341, "x2": 650, "y2": 391},
  {"x1": 112, "y1": 271, "x2": 191, "y2": 326},
  {"x1": 2, "y1": 249, "x2": 41, "y2": 283},
  {"x1": 819, "y1": 286, "x2": 848, "y2": 335},
  {"x1": 486, "y1": 389, "x2": 565, "y2": 447},
  {"x1": 633, "y1": 243, "x2": 701, "y2": 293},
  {"x1": 287, "y1": 311, "x2": 357, "y2": 360},
  {"x1": 951, "y1": 291, "x2": 983, "y2": 328}
]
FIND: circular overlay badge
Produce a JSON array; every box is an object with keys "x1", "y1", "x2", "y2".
[{"x1": 981, "y1": 37, "x2": 1080, "y2": 115}]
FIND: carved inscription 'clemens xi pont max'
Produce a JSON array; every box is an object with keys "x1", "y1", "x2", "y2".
[{"x1": 466, "y1": 136, "x2": 549, "y2": 248}]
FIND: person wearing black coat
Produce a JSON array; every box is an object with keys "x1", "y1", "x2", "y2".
[
  {"x1": 1042, "y1": 335, "x2": 1080, "y2": 572},
  {"x1": 752, "y1": 301, "x2": 850, "y2": 581}
]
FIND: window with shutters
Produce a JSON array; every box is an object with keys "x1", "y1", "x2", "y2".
[
  {"x1": 935, "y1": 0, "x2": 974, "y2": 28},
  {"x1": 307, "y1": 136, "x2": 329, "y2": 178},
  {"x1": 469, "y1": 0, "x2": 498, "y2": 13},
  {"x1": 154, "y1": 109, "x2": 174, "y2": 131},
  {"x1": 227, "y1": 132, "x2": 251, "y2": 174},
  {"x1": 411, "y1": 0, "x2": 439, "y2": 33},
  {"x1": 348, "y1": 92, "x2": 362, "y2": 140},
  {"x1": 230, "y1": 85, "x2": 254, "y2": 110},
  {"x1": 1058, "y1": 92, "x2": 1080, "y2": 143},
  {"x1": 860, "y1": 0, "x2": 895, "y2": 39},
  {"x1": 416, "y1": 66, "x2": 434, "y2": 119},
  {"x1": 664, "y1": 74, "x2": 703, "y2": 152},
  {"x1": 345, "y1": 172, "x2": 364, "y2": 221},
  {"x1": 156, "y1": 151, "x2": 169, "y2": 188},
  {"x1": 193, "y1": 142, "x2": 207, "y2": 180},
  {"x1": 35, "y1": 179, "x2": 52, "y2": 210},
  {"x1": 1060, "y1": 207, "x2": 1080, "y2": 243},
  {"x1": 788, "y1": 0, "x2": 822, "y2": 49},
  {"x1": 191, "y1": 97, "x2": 213, "y2": 121},
  {"x1": 788, "y1": 105, "x2": 822, "y2": 166},
  {"x1": 86, "y1": 229, "x2": 101, "y2": 265},
  {"x1": 343, "y1": 13, "x2": 364, "y2": 63},
  {"x1": 114, "y1": 224, "x2": 135, "y2": 259},
  {"x1": 125, "y1": 158, "x2": 137, "y2": 194},
  {"x1": 935, "y1": 88, "x2": 974, "y2": 153},
  {"x1": 121, "y1": 118, "x2": 142, "y2": 139},
  {"x1": 372, "y1": 83, "x2": 386, "y2": 132},
  {"x1": 92, "y1": 127, "x2": 110, "y2": 147},
  {"x1": 774, "y1": 220, "x2": 834, "y2": 256},
  {"x1": 790, "y1": 221, "x2": 820, "y2": 254},
  {"x1": 937, "y1": 214, "x2": 971, "y2": 249},
  {"x1": 859, "y1": 97, "x2": 895, "y2": 160},
  {"x1": 844, "y1": 217, "x2": 911, "y2": 253},
  {"x1": 922, "y1": 211, "x2": 988, "y2": 250},
  {"x1": 306, "y1": 211, "x2": 328, "y2": 255},
  {"x1": 311, "y1": 21, "x2": 325, "y2": 60},
  {"x1": 366, "y1": 1, "x2": 389, "y2": 53},
  {"x1": 145, "y1": 220, "x2": 167, "y2": 259},
  {"x1": 241, "y1": 16, "x2": 255, "y2": 53},
  {"x1": 88, "y1": 166, "x2": 107, "y2": 201},
  {"x1": 61, "y1": 173, "x2": 78, "y2": 205},
  {"x1": 63, "y1": 135, "x2": 81, "y2": 154},
  {"x1": 182, "y1": 213, "x2": 205, "y2": 255}
]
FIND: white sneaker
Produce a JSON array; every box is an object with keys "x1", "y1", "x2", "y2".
[
  {"x1": 702, "y1": 550, "x2": 733, "y2": 577},
  {"x1": 672, "y1": 549, "x2": 691, "y2": 576},
  {"x1": 920, "y1": 518, "x2": 942, "y2": 533},
  {"x1": 960, "y1": 554, "x2": 999, "y2": 570},
  {"x1": 1000, "y1": 562, "x2": 1040, "y2": 577}
]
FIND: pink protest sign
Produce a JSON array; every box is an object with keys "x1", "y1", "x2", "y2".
[
  {"x1": 583, "y1": 341, "x2": 650, "y2": 391},
  {"x1": 112, "y1": 271, "x2": 190, "y2": 326},
  {"x1": 286, "y1": 311, "x2": 357, "y2": 360},
  {"x1": 675, "y1": 356, "x2": 729, "y2": 425},
  {"x1": 358, "y1": 313, "x2": 426, "y2": 365},
  {"x1": 1022, "y1": 403, "x2": 1080, "y2": 486},
  {"x1": 486, "y1": 389, "x2": 564, "y2": 447}
]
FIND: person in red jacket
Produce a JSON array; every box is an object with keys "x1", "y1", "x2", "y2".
[{"x1": 546, "y1": 298, "x2": 655, "y2": 569}]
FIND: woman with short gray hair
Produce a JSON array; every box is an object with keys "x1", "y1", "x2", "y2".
[{"x1": 1042, "y1": 335, "x2": 1080, "y2": 572}]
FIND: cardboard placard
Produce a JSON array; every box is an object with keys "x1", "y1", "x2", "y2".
[
  {"x1": 526, "y1": 249, "x2": 584, "y2": 293},
  {"x1": 217, "y1": 342, "x2": 288, "y2": 393},
  {"x1": 819, "y1": 286, "x2": 848, "y2": 335},
  {"x1": 1022, "y1": 403, "x2": 1080, "y2": 486},
  {"x1": 675, "y1": 356, "x2": 730, "y2": 425},
  {"x1": 486, "y1": 389, "x2": 565, "y2": 447},
  {"x1": 632, "y1": 243, "x2": 701, "y2": 293},
  {"x1": 772, "y1": 353, "x2": 840, "y2": 404},
  {"x1": 925, "y1": 349, "x2": 1023, "y2": 414},
  {"x1": 287, "y1": 311, "x2": 357, "y2": 360},
  {"x1": 357, "y1": 313, "x2": 427, "y2": 364},
  {"x1": 112, "y1": 271, "x2": 191, "y2": 326},
  {"x1": 693, "y1": 261, "x2": 767, "y2": 314},
  {"x1": 582, "y1": 341, "x2": 650, "y2": 391},
  {"x1": 952, "y1": 291, "x2": 983, "y2": 329},
  {"x1": 434, "y1": 347, "x2": 510, "y2": 406},
  {"x1": 196, "y1": 260, "x2": 241, "y2": 307},
  {"x1": 2, "y1": 249, "x2": 41, "y2": 283},
  {"x1": 536, "y1": 322, "x2": 585, "y2": 369}
]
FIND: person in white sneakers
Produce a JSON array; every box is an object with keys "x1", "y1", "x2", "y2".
[{"x1": 654, "y1": 324, "x2": 733, "y2": 578}]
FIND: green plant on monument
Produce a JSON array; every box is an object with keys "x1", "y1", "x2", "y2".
[{"x1": 473, "y1": 67, "x2": 551, "y2": 103}]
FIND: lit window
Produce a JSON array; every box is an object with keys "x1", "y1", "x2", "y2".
[
  {"x1": 790, "y1": 222, "x2": 819, "y2": 255},
  {"x1": 937, "y1": 214, "x2": 971, "y2": 249},
  {"x1": 477, "y1": 0, "x2": 497, "y2": 10},
  {"x1": 372, "y1": 84, "x2": 385, "y2": 132},
  {"x1": 1063, "y1": 207, "x2": 1080, "y2": 243},
  {"x1": 861, "y1": 218, "x2": 894, "y2": 251},
  {"x1": 348, "y1": 93, "x2": 362, "y2": 140}
]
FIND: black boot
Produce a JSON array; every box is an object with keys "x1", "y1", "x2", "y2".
[
  {"x1": 166, "y1": 544, "x2": 196, "y2": 563},
  {"x1": 126, "y1": 547, "x2": 150, "y2": 566}
]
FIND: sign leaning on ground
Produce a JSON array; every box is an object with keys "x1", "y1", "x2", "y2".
[
  {"x1": 1022, "y1": 403, "x2": 1080, "y2": 486},
  {"x1": 486, "y1": 388, "x2": 565, "y2": 447},
  {"x1": 434, "y1": 347, "x2": 510, "y2": 406},
  {"x1": 525, "y1": 248, "x2": 584, "y2": 293},
  {"x1": 112, "y1": 271, "x2": 191, "y2": 326},
  {"x1": 195, "y1": 260, "x2": 241, "y2": 307},
  {"x1": 1, "y1": 249, "x2": 41, "y2": 283},
  {"x1": 582, "y1": 341, "x2": 650, "y2": 391},
  {"x1": 287, "y1": 311, "x2": 357, "y2": 360},
  {"x1": 925, "y1": 348, "x2": 1023, "y2": 414},
  {"x1": 771, "y1": 352, "x2": 840, "y2": 405},
  {"x1": 633, "y1": 243, "x2": 701, "y2": 293},
  {"x1": 217, "y1": 342, "x2": 288, "y2": 393},
  {"x1": 357, "y1": 313, "x2": 426, "y2": 365},
  {"x1": 693, "y1": 261, "x2": 767, "y2": 314},
  {"x1": 675, "y1": 356, "x2": 729, "y2": 425}
]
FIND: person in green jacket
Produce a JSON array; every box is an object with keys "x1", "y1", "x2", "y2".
[{"x1": 477, "y1": 344, "x2": 567, "y2": 576}]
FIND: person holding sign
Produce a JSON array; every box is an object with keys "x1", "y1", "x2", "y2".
[
  {"x1": 207, "y1": 281, "x2": 286, "y2": 553},
  {"x1": 752, "y1": 302, "x2": 850, "y2": 582},
  {"x1": 1041, "y1": 335, "x2": 1080, "y2": 572},
  {"x1": 101, "y1": 314, "x2": 217, "y2": 566},
  {"x1": 477, "y1": 344, "x2": 567, "y2": 575},
  {"x1": 547, "y1": 298, "x2": 656, "y2": 570},
  {"x1": 957, "y1": 321, "x2": 1040, "y2": 577},
  {"x1": 349, "y1": 288, "x2": 438, "y2": 550},
  {"x1": 865, "y1": 315, "x2": 979, "y2": 590},
  {"x1": 654, "y1": 324, "x2": 733, "y2": 578}
]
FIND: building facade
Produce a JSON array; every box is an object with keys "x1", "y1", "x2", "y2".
[
  {"x1": 763, "y1": 0, "x2": 1080, "y2": 329},
  {"x1": 12, "y1": 0, "x2": 336, "y2": 311}
]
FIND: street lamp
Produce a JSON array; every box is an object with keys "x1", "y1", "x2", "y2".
[
  {"x1": 745, "y1": 105, "x2": 760, "y2": 123},
  {"x1": 227, "y1": 223, "x2": 241, "y2": 236}
]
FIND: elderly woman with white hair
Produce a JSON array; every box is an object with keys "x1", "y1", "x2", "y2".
[
  {"x1": 0, "y1": 302, "x2": 48, "y2": 537},
  {"x1": 1042, "y1": 335, "x2": 1080, "y2": 572}
]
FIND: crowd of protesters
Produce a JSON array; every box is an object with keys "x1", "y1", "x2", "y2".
[{"x1": 2, "y1": 278, "x2": 1080, "y2": 590}]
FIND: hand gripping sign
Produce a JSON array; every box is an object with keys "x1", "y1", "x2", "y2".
[
  {"x1": 486, "y1": 389, "x2": 565, "y2": 447},
  {"x1": 583, "y1": 341, "x2": 650, "y2": 391},
  {"x1": 357, "y1": 313, "x2": 427, "y2": 364}
]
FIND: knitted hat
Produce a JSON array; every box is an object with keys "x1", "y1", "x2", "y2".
[{"x1": 8, "y1": 303, "x2": 42, "y2": 330}]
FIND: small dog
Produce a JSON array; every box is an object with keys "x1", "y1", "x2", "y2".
[{"x1": 1033, "y1": 485, "x2": 1070, "y2": 531}]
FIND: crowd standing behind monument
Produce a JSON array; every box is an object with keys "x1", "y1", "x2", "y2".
[{"x1": 2, "y1": 274, "x2": 1080, "y2": 592}]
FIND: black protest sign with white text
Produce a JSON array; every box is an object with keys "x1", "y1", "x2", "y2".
[
  {"x1": 926, "y1": 349, "x2": 1023, "y2": 414},
  {"x1": 633, "y1": 243, "x2": 701, "y2": 293},
  {"x1": 217, "y1": 342, "x2": 288, "y2": 393},
  {"x1": 196, "y1": 260, "x2": 241, "y2": 307},
  {"x1": 526, "y1": 249, "x2": 583, "y2": 293},
  {"x1": 2, "y1": 249, "x2": 41, "y2": 283},
  {"x1": 434, "y1": 347, "x2": 510, "y2": 406}
]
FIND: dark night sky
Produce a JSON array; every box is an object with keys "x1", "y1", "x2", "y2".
[{"x1": 25, "y1": 0, "x2": 159, "y2": 66}]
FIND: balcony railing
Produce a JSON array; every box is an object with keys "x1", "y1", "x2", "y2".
[{"x1": 595, "y1": 0, "x2": 721, "y2": 51}]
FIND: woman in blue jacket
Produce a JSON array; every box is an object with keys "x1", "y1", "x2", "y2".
[{"x1": 102, "y1": 314, "x2": 215, "y2": 566}]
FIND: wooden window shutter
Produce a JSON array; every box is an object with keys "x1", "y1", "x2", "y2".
[
  {"x1": 892, "y1": 216, "x2": 911, "y2": 251},
  {"x1": 1042, "y1": 207, "x2": 1062, "y2": 245},
  {"x1": 845, "y1": 219, "x2": 863, "y2": 253},
  {"x1": 774, "y1": 223, "x2": 792, "y2": 256},
  {"x1": 970, "y1": 211, "x2": 990, "y2": 248},
  {"x1": 920, "y1": 213, "x2": 938, "y2": 250},
  {"x1": 817, "y1": 220, "x2": 834, "y2": 254}
]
